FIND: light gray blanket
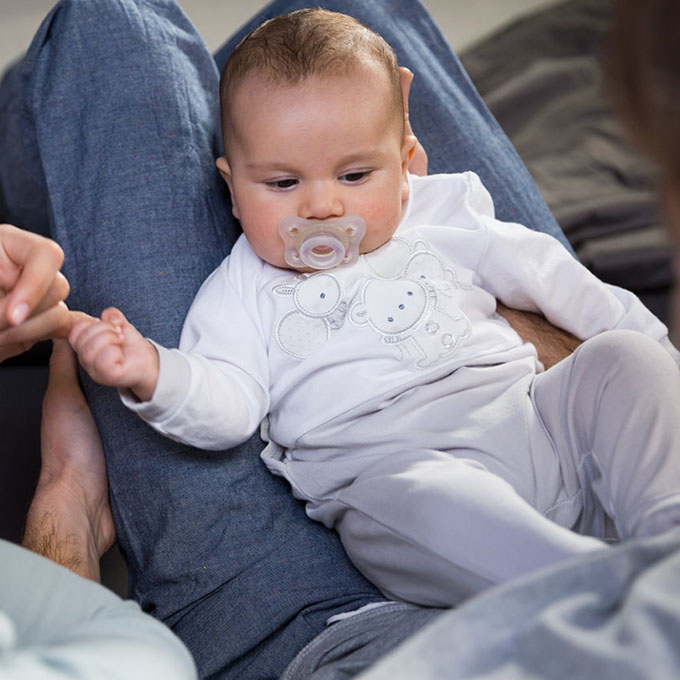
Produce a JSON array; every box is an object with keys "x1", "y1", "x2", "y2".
[{"x1": 362, "y1": 527, "x2": 680, "y2": 679}]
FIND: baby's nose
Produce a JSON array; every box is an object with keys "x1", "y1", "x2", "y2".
[{"x1": 300, "y1": 182, "x2": 343, "y2": 220}]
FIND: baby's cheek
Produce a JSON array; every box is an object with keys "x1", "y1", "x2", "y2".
[
  {"x1": 360, "y1": 210, "x2": 403, "y2": 253},
  {"x1": 241, "y1": 217, "x2": 289, "y2": 268},
  {"x1": 253, "y1": 241, "x2": 289, "y2": 269}
]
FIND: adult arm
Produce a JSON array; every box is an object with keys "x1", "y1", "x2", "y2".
[
  {"x1": 22, "y1": 340, "x2": 116, "y2": 581},
  {"x1": 496, "y1": 303, "x2": 580, "y2": 369}
]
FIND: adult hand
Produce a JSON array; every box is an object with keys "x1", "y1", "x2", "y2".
[
  {"x1": 0, "y1": 223, "x2": 71, "y2": 361},
  {"x1": 399, "y1": 67, "x2": 429, "y2": 176}
]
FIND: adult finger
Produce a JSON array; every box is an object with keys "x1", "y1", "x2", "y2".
[
  {"x1": 0, "y1": 224, "x2": 65, "y2": 326},
  {"x1": 0, "y1": 272, "x2": 70, "y2": 333},
  {"x1": 0, "y1": 302, "x2": 71, "y2": 361},
  {"x1": 0, "y1": 340, "x2": 31, "y2": 363}
]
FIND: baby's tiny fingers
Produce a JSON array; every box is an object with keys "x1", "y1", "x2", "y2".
[
  {"x1": 74, "y1": 324, "x2": 122, "y2": 368},
  {"x1": 101, "y1": 307, "x2": 127, "y2": 331},
  {"x1": 68, "y1": 317, "x2": 98, "y2": 349},
  {"x1": 91, "y1": 343, "x2": 127, "y2": 382},
  {"x1": 77, "y1": 317, "x2": 121, "y2": 345}
]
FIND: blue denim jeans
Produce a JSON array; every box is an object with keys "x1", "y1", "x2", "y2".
[{"x1": 0, "y1": 0, "x2": 566, "y2": 677}]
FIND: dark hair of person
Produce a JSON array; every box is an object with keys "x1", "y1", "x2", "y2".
[{"x1": 606, "y1": 0, "x2": 680, "y2": 187}]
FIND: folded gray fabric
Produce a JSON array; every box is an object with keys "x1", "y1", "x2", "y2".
[
  {"x1": 461, "y1": 0, "x2": 673, "y2": 294},
  {"x1": 360, "y1": 527, "x2": 680, "y2": 679}
]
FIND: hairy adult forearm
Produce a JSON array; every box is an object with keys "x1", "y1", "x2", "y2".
[
  {"x1": 22, "y1": 507, "x2": 100, "y2": 581},
  {"x1": 497, "y1": 303, "x2": 581, "y2": 369}
]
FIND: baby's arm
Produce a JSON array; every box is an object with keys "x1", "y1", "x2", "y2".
[{"x1": 69, "y1": 308, "x2": 159, "y2": 402}]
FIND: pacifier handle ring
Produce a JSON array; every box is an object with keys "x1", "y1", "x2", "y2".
[{"x1": 298, "y1": 233, "x2": 346, "y2": 269}]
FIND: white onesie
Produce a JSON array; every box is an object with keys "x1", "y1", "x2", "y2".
[{"x1": 126, "y1": 172, "x2": 680, "y2": 606}]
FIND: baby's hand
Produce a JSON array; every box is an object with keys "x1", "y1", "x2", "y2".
[{"x1": 69, "y1": 307, "x2": 159, "y2": 402}]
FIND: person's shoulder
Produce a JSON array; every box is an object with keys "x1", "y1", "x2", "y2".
[
  {"x1": 407, "y1": 171, "x2": 495, "y2": 224},
  {"x1": 409, "y1": 170, "x2": 467, "y2": 192},
  {"x1": 410, "y1": 170, "x2": 484, "y2": 188},
  {"x1": 190, "y1": 234, "x2": 265, "y2": 300},
  {"x1": 411, "y1": 170, "x2": 490, "y2": 200},
  {"x1": 212, "y1": 234, "x2": 268, "y2": 278},
  {"x1": 229, "y1": 233, "x2": 260, "y2": 264}
]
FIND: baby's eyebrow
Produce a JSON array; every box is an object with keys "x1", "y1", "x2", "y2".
[
  {"x1": 336, "y1": 148, "x2": 389, "y2": 165},
  {"x1": 244, "y1": 147, "x2": 389, "y2": 174},
  {"x1": 245, "y1": 160, "x2": 297, "y2": 173}
]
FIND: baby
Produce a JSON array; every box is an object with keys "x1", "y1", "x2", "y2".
[{"x1": 71, "y1": 9, "x2": 680, "y2": 607}]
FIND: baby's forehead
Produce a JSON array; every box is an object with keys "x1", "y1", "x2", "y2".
[
  {"x1": 229, "y1": 59, "x2": 392, "y2": 108},
  {"x1": 222, "y1": 59, "x2": 403, "y2": 146}
]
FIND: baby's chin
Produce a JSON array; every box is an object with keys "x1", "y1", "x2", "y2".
[
  {"x1": 359, "y1": 234, "x2": 393, "y2": 256},
  {"x1": 256, "y1": 250, "x2": 308, "y2": 272}
]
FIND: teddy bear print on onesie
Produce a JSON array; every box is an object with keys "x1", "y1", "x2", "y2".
[
  {"x1": 274, "y1": 237, "x2": 472, "y2": 369},
  {"x1": 273, "y1": 274, "x2": 348, "y2": 359}
]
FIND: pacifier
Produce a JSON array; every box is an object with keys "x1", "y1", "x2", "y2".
[{"x1": 279, "y1": 216, "x2": 366, "y2": 270}]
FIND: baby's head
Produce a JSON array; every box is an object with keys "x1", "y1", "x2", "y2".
[{"x1": 216, "y1": 8, "x2": 416, "y2": 270}]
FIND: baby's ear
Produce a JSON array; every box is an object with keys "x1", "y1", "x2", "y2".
[
  {"x1": 215, "y1": 157, "x2": 239, "y2": 219},
  {"x1": 401, "y1": 135, "x2": 417, "y2": 201},
  {"x1": 215, "y1": 156, "x2": 231, "y2": 182},
  {"x1": 402, "y1": 135, "x2": 417, "y2": 169}
]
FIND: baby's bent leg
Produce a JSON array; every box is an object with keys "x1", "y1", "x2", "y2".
[
  {"x1": 533, "y1": 330, "x2": 680, "y2": 539},
  {"x1": 333, "y1": 450, "x2": 605, "y2": 608}
]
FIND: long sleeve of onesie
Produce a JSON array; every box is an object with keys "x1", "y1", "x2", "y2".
[
  {"x1": 124, "y1": 245, "x2": 270, "y2": 451},
  {"x1": 466, "y1": 175, "x2": 680, "y2": 367}
]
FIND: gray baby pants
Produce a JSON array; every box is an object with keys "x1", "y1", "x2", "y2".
[{"x1": 330, "y1": 330, "x2": 680, "y2": 607}]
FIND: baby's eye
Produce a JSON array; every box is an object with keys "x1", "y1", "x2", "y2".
[
  {"x1": 266, "y1": 178, "x2": 298, "y2": 190},
  {"x1": 341, "y1": 171, "x2": 371, "y2": 184}
]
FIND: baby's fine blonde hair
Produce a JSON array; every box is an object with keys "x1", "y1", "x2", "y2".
[{"x1": 219, "y1": 8, "x2": 404, "y2": 150}]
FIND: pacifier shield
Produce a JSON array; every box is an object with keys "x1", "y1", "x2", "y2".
[{"x1": 279, "y1": 216, "x2": 366, "y2": 270}]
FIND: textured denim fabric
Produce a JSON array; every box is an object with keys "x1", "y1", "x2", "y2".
[
  {"x1": 0, "y1": 56, "x2": 50, "y2": 237},
  {"x1": 0, "y1": 0, "x2": 570, "y2": 678},
  {"x1": 281, "y1": 603, "x2": 443, "y2": 680}
]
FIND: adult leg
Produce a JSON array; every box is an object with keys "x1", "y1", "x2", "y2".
[
  {"x1": 533, "y1": 330, "x2": 680, "y2": 539},
  {"x1": 4, "y1": 2, "x2": 382, "y2": 678}
]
